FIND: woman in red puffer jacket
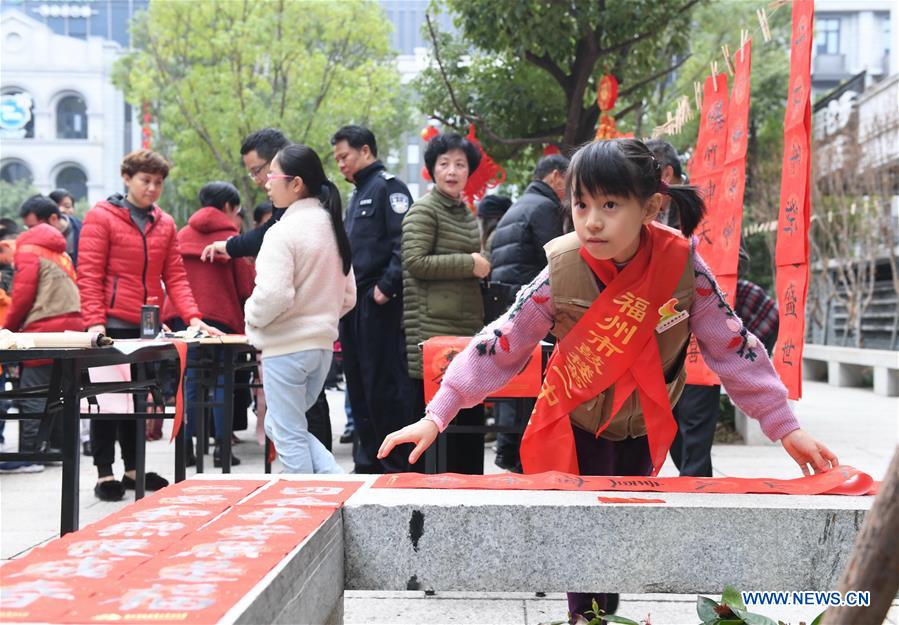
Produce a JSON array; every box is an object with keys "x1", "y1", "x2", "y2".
[
  {"x1": 162, "y1": 182, "x2": 255, "y2": 334},
  {"x1": 77, "y1": 149, "x2": 220, "y2": 502},
  {"x1": 162, "y1": 181, "x2": 256, "y2": 467}
]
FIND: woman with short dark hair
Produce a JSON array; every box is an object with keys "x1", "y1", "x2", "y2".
[
  {"x1": 401, "y1": 132, "x2": 489, "y2": 474},
  {"x1": 77, "y1": 149, "x2": 221, "y2": 501}
]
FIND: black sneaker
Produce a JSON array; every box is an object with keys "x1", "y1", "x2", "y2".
[
  {"x1": 82, "y1": 441, "x2": 92, "y2": 456},
  {"x1": 494, "y1": 452, "x2": 522, "y2": 473},
  {"x1": 339, "y1": 428, "x2": 354, "y2": 444},
  {"x1": 94, "y1": 479, "x2": 125, "y2": 501},
  {"x1": 121, "y1": 472, "x2": 169, "y2": 491},
  {"x1": 213, "y1": 444, "x2": 241, "y2": 468}
]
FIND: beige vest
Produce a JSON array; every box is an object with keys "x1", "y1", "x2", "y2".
[
  {"x1": 23, "y1": 256, "x2": 81, "y2": 328},
  {"x1": 545, "y1": 232, "x2": 694, "y2": 440}
]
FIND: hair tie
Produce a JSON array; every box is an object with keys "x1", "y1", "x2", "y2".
[
  {"x1": 658, "y1": 180, "x2": 670, "y2": 195},
  {"x1": 319, "y1": 182, "x2": 331, "y2": 203}
]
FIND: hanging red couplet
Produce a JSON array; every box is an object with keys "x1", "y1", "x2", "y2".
[
  {"x1": 774, "y1": 0, "x2": 814, "y2": 399},
  {"x1": 423, "y1": 336, "x2": 542, "y2": 403},
  {"x1": 686, "y1": 72, "x2": 730, "y2": 386},
  {"x1": 773, "y1": 263, "x2": 809, "y2": 396}
]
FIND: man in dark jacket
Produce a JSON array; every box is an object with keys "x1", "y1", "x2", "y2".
[
  {"x1": 489, "y1": 154, "x2": 568, "y2": 288},
  {"x1": 331, "y1": 124, "x2": 414, "y2": 473},
  {"x1": 199, "y1": 128, "x2": 334, "y2": 454},
  {"x1": 488, "y1": 154, "x2": 568, "y2": 471}
]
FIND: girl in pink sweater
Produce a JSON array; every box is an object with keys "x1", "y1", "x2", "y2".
[
  {"x1": 245, "y1": 144, "x2": 356, "y2": 474},
  {"x1": 379, "y1": 139, "x2": 836, "y2": 620}
]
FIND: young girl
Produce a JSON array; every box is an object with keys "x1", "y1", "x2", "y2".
[
  {"x1": 244, "y1": 144, "x2": 356, "y2": 474},
  {"x1": 378, "y1": 138, "x2": 837, "y2": 620}
]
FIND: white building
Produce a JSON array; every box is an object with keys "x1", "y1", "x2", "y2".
[
  {"x1": 0, "y1": 8, "x2": 140, "y2": 204},
  {"x1": 812, "y1": 0, "x2": 897, "y2": 97}
]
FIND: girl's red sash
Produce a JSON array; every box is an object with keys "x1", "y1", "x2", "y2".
[{"x1": 519, "y1": 224, "x2": 690, "y2": 476}]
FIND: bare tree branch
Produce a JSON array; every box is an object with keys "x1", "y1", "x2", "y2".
[
  {"x1": 524, "y1": 51, "x2": 569, "y2": 93},
  {"x1": 618, "y1": 54, "x2": 691, "y2": 99},
  {"x1": 425, "y1": 12, "x2": 565, "y2": 148}
]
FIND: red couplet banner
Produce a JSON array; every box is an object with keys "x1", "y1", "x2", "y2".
[
  {"x1": 686, "y1": 72, "x2": 730, "y2": 386},
  {"x1": 372, "y1": 465, "x2": 876, "y2": 497},
  {"x1": 774, "y1": 0, "x2": 814, "y2": 399},
  {"x1": 0, "y1": 479, "x2": 364, "y2": 624},
  {"x1": 422, "y1": 336, "x2": 542, "y2": 403}
]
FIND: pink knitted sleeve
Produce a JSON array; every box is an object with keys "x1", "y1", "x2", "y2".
[
  {"x1": 425, "y1": 269, "x2": 553, "y2": 431},
  {"x1": 690, "y1": 251, "x2": 800, "y2": 441}
]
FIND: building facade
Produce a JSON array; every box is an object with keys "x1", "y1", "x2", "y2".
[
  {"x1": 812, "y1": 0, "x2": 896, "y2": 97},
  {"x1": 1, "y1": 1, "x2": 147, "y2": 205}
]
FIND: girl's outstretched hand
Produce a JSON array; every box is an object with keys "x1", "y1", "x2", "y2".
[
  {"x1": 781, "y1": 429, "x2": 839, "y2": 476},
  {"x1": 378, "y1": 417, "x2": 439, "y2": 465}
]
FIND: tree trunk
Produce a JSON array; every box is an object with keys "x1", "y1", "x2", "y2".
[{"x1": 820, "y1": 447, "x2": 899, "y2": 625}]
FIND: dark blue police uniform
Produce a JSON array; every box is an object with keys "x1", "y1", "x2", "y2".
[{"x1": 339, "y1": 161, "x2": 415, "y2": 472}]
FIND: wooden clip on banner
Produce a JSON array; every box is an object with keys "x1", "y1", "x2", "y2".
[
  {"x1": 722, "y1": 44, "x2": 735, "y2": 75},
  {"x1": 710, "y1": 61, "x2": 719, "y2": 90},
  {"x1": 757, "y1": 7, "x2": 772, "y2": 42}
]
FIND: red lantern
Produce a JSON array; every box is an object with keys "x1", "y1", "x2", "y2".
[
  {"x1": 462, "y1": 124, "x2": 506, "y2": 208},
  {"x1": 421, "y1": 166, "x2": 431, "y2": 182},
  {"x1": 420, "y1": 125, "x2": 439, "y2": 142},
  {"x1": 543, "y1": 144, "x2": 561, "y2": 156},
  {"x1": 597, "y1": 75, "x2": 619, "y2": 112}
]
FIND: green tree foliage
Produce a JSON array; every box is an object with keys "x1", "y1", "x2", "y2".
[
  {"x1": 0, "y1": 179, "x2": 39, "y2": 221},
  {"x1": 415, "y1": 0, "x2": 701, "y2": 186},
  {"x1": 113, "y1": 0, "x2": 412, "y2": 217}
]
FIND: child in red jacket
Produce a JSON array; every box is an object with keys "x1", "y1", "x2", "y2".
[{"x1": 3, "y1": 197, "x2": 84, "y2": 460}]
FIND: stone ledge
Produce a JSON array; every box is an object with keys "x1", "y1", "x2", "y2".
[{"x1": 343, "y1": 488, "x2": 870, "y2": 595}]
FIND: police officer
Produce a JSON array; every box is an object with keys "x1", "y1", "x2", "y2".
[{"x1": 331, "y1": 125, "x2": 415, "y2": 473}]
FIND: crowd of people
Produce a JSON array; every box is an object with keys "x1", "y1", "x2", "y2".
[{"x1": 0, "y1": 126, "x2": 841, "y2": 621}]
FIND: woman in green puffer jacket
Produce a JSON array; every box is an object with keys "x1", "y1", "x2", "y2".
[{"x1": 401, "y1": 132, "x2": 490, "y2": 474}]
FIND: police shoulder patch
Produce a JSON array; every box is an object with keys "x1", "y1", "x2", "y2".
[{"x1": 389, "y1": 193, "x2": 410, "y2": 214}]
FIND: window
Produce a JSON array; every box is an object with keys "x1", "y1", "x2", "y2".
[
  {"x1": 0, "y1": 161, "x2": 33, "y2": 185},
  {"x1": 55, "y1": 166, "x2": 88, "y2": 201},
  {"x1": 815, "y1": 17, "x2": 840, "y2": 55},
  {"x1": 0, "y1": 89, "x2": 35, "y2": 139},
  {"x1": 56, "y1": 95, "x2": 88, "y2": 139},
  {"x1": 882, "y1": 16, "x2": 891, "y2": 59}
]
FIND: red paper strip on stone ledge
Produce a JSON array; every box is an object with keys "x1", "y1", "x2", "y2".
[{"x1": 372, "y1": 465, "x2": 874, "y2": 496}]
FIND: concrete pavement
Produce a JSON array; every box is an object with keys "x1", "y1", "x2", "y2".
[{"x1": 1, "y1": 380, "x2": 896, "y2": 624}]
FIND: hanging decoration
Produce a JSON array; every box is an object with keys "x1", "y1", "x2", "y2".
[
  {"x1": 594, "y1": 74, "x2": 632, "y2": 140},
  {"x1": 420, "y1": 124, "x2": 439, "y2": 142},
  {"x1": 461, "y1": 124, "x2": 506, "y2": 207},
  {"x1": 773, "y1": 0, "x2": 814, "y2": 399},
  {"x1": 685, "y1": 70, "x2": 730, "y2": 387},
  {"x1": 543, "y1": 144, "x2": 561, "y2": 156},
  {"x1": 141, "y1": 102, "x2": 153, "y2": 150}
]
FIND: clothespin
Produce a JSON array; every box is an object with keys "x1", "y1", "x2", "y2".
[
  {"x1": 710, "y1": 61, "x2": 719, "y2": 91},
  {"x1": 694, "y1": 81, "x2": 703, "y2": 110},
  {"x1": 722, "y1": 44, "x2": 735, "y2": 76},
  {"x1": 768, "y1": 0, "x2": 788, "y2": 11},
  {"x1": 757, "y1": 7, "x2": 772, "y2": 42},
  {"x1": 740, "y1": 29, "x2": 749, "y2": 61}
]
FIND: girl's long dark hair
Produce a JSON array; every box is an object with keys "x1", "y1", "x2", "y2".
[
  {"x1": 274, "y1": 143, "x2": 352, "y2": 275},
  {"x1": 566, "y1": 138, "x2": 706, "y2": 237}
]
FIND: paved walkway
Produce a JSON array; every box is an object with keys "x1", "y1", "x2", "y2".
[{"x1": 1, "y1": 381, "x2": 896, "y2": 624}]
